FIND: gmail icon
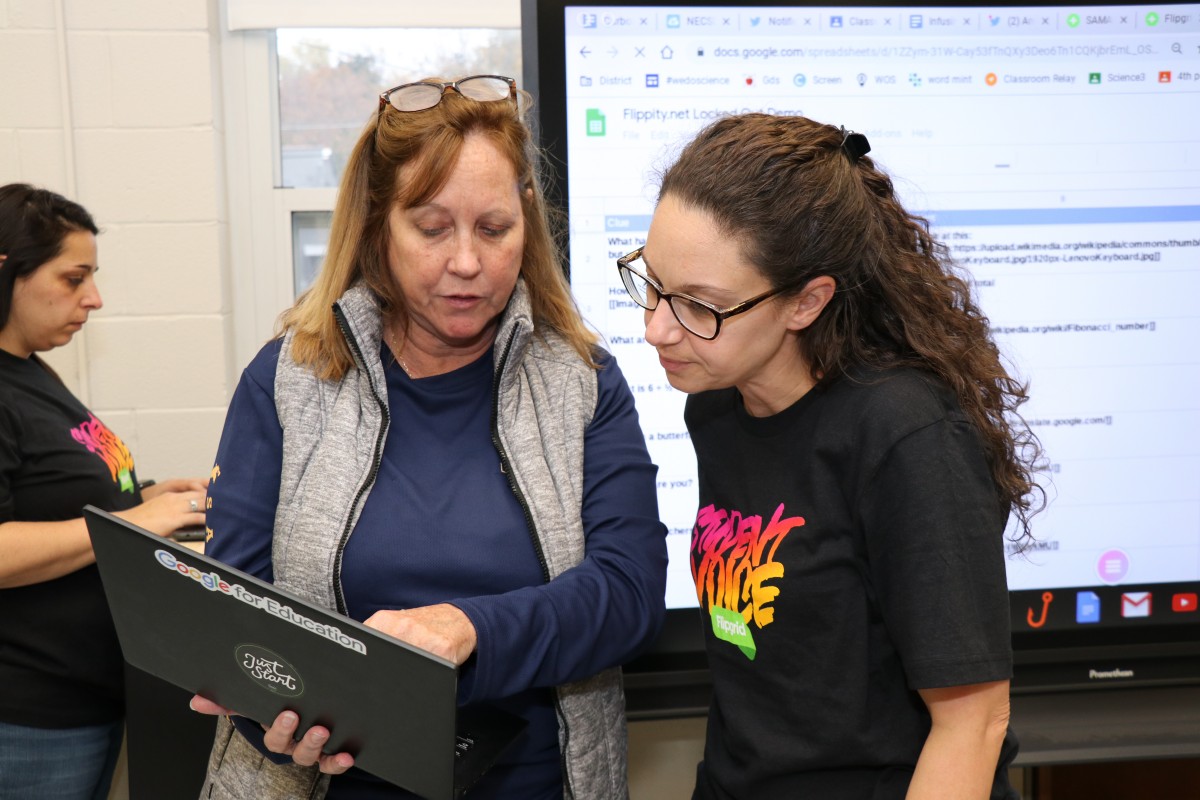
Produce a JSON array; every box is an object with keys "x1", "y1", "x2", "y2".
[{"x1": 1121, "y1": 592, "x2": 1152, "y2": 618}]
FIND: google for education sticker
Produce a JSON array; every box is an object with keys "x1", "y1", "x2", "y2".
[{"x1": 711, "y1": 606, "x2": 756, "y2": 660}]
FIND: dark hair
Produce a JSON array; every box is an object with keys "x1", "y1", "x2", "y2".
[
  {"x1": 0, "y1": 183, "x2": 99, "y2": 330},
  {"x1": 659, "y1": 114, "x2": 1043, "y2": 543}
]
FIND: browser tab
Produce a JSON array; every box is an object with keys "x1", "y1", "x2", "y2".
[
  {"x1": 827, "y1": 9, "x2": 902, "y2": 32},
  {"x1": 752, "y1": 11, "x2": 821, "y2": 31},
  {"x1": 765, "y1": 13, "x2": 801, "y2": 31},
  {"x1": 921, "y1": 11, "x2": 979, "y2": 32},
  {"x1": 1066, "y1": 8, "x2": 1138, "y2": 32},
  {"x1": 599, "y1": 11, "x2": 647, "y2": 29},
  {"x1": 1005, "y1": 12, "x2": 1048, "y2": 30},
  {"x1": 662, "y1": 10, "x2": 738, "y2": 31},
  {"x1": 1151, "y1": 8, "x2": 1200, "y2": 30}
]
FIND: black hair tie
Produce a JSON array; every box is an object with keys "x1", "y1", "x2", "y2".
[{"x1": 839, "y1": 126, "x2": 871, "y2": 163}]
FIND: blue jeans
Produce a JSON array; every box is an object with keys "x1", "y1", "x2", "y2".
[{"x1": 0, "y1": 719, "x2": 123, "y2": 800}]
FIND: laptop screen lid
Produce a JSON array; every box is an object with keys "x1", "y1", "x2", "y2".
[{"x1": 84, "y1": 506, "x2": 523, "y2": 799}]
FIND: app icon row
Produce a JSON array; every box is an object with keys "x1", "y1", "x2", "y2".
[{"x1": 1027, "y1": 589, "x2": 1197, "y2": 628}]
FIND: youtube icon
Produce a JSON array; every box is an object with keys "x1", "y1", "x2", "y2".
[{"x1": 1172, "y1": 593, "x2": 1198, "y2": 613}]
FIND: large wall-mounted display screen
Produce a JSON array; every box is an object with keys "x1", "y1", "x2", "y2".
[{"x1": 528, "y1": 1, "x2": 1199, "y2": 681}]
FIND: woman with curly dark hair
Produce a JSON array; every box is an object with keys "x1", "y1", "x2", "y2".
[{"x1": 618, "y1": 114, "x2": 1043, "y2": 800}]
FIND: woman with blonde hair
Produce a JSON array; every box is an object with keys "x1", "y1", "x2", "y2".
[{"x1": 192, "y1": 77, "x2": 667, "y2": 800}]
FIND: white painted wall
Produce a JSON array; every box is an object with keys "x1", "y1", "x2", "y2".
[{"x1": 0, "y1": 0, "x2": 230, "y2": 482}]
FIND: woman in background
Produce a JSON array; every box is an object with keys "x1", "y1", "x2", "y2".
[
  {"x1": 0, "y1": 183, "x2": 208, "y2": 800},
  {"x1": 620, "y1": 114, "x2": 1042, "y2": 799}
]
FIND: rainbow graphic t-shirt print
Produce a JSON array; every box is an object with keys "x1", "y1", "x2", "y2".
[
  {"x1": 71, "y1": 413, "x2": 136, "y2": 493},
  {"x1": 691, "y1": 502, "x2": 805, "y2": 660}
]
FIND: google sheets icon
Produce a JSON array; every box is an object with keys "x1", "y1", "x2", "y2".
[{"x1": 585, "y1": 109, "x2": 606, "y2": 136}]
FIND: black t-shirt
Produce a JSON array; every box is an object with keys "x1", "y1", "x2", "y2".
[
  {"x1": 0, "y1": 349, "x2": 142, "y2": 727},
  {"x1": 686, "y1": 367, "x2": 1017, "y2": 800}
]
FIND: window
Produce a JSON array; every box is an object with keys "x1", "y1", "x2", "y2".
[{"x1": 277, "y1": 29, "x2": 522, "y2": 191}]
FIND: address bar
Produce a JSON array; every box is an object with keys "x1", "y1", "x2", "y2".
[{"x1": 730, "y1": 41, "x2": 1187, "y2": 60}]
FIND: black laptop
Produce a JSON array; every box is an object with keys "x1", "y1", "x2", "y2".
[{"x1": 83, "y1": 506, "x2": 525, "y2": 800}]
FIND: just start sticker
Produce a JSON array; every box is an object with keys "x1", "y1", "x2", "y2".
[{"x1": 235, "y1": 644, "x2": 305, "y2": 697}]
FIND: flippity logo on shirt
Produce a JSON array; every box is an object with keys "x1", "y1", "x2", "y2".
[
  {"x1": 692, "y1": 502, "x2": 804, "y2": 660},
  {"x1": 70, "y1": 413, "x2": 136, "y2": 493}
]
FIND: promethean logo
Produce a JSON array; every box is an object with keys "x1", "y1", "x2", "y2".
[
  {"x1": 236, "y1": 644, "x2": 304, "y2": 697},
  {"x1": 1088, "y1": 667, "x2": 1135, "y2": 680},
  {"x1": 154, "y1": 549, "x2": 367, "y2": 655}
]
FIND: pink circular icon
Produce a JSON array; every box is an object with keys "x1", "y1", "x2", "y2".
[{"x1": 1097, "y1": 549, "x2": 1130, "y2": 585}]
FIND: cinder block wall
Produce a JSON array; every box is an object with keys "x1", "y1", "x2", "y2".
[{"x1": 0, "y1": 0, "x2": 230, "y2": 480}]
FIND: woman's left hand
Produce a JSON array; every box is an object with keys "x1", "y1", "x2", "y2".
[
  {"x1": 364, "y1": 604, "x2": 477, "y2": 666},
  {"x1": 141, "y1": 477, "x2": 208, "y2": 500}
]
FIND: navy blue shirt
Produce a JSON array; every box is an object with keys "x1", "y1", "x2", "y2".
[
  {"x1": 339, "y1": 345, "x2": 555, "y2": 799},
  {"x1": 206, "y1": 337, "x2": 667, "y2": 799}
]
